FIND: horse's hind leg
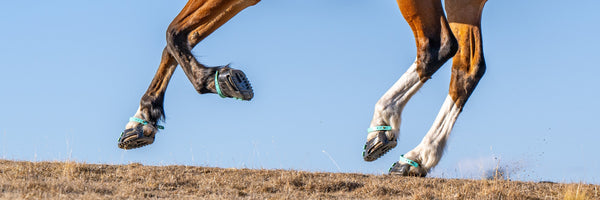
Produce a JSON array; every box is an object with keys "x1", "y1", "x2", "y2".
[
  {"x1": 118, "y1": 0, "x2": 259, "y2": 150},
  {"x1": 362, "y1": 0, "x2": 458, "y2": 162},
  {"x1": 389, "y1": 0, "x2": 487, "y2": 177}
]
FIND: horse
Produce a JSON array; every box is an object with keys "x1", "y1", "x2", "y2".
[{"x1": 117, "y1": 0, "x2": 488, "y2": 177}]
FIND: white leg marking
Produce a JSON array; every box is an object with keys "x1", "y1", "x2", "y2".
[
  {"x1": 368, "y1": 62, "x2": 424, "y2": 140},
  {"x1": 123, "y1": 106, "x2": 159, "y2": 136},
  {"x1": 405, "y1": 95, "x2": 461, "y2": 171},
  {"x1": 125, "y1": 107, "x2": 145, "y2": 129}
]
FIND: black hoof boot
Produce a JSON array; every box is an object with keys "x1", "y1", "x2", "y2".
[
  {"x1": 118, "y1": 126, "x2": 155, "y2": 150},
  {"x1": 389, "y1": 159, "x2": 427, "y2": 177},
  {"x1": 363, "y1": 131, "x2": 397, "y2": 162},
  {"x1": 215, "y1": 66, "x2": 254, "y2": 100}
]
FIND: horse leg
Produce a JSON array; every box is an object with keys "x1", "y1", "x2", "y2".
[
  {"x1": 118, "y1": 0, "x2": 259, "y2": 150},
  {"x1": 363, "y1": 0, "x2": 458, "y2": 162},
  {"x1": 389, "y1": 0, "x2": 487, "y2": 177},
  {"x1": 118, "y1": 48, "x2": 177, "y2": 149},
  {"x1": 165, "y1": 0, "x2": 258, "y2": 99}
]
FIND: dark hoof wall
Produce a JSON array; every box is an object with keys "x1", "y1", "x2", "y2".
[
  {"x1": 363, "y1": 131, "x2": 396, "y2": 162},
  {"x1": 217, "y1": 67, "x2": 254, "y2": 100},
  {"x1": 389, "y1": 162, "x2": 426, "y2": 177},
  {"x1": 118, "y1": 126, "x2": 155, "y2": 150}
]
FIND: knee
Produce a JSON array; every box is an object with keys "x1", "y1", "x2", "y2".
[{"x1": 166, "y1": 25, "x2": 189, "y2": 50}]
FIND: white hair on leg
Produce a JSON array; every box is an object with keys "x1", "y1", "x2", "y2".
[
  {"x1": 405, "y1": 95, "x2": 462, "y2": 171},
  {"x1": 124, "y1": 106, "x2": 158, "y2": 134},
  {"x1": 125, "y1": 107, "x2": 145, "y2": 129},
  {"x1": 368, "y1": 61, "x2": 425, "y2": 141}
]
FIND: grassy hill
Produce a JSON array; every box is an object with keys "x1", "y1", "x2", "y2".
[{"x1": 0, "y1": 159, "x2": 596, "y2": 199}]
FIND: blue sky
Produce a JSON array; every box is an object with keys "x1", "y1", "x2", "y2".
[{"x1": 1, "y1": 0, "x2": 599, "y2": 184}]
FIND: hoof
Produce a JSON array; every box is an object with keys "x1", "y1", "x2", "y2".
[
  {"x1": 215, "y1": 66, "x2": 254, "y2": 100},
  {"x1": 363, "y1": 131, "x2": 396, "y2": 161},
  {"x1": 389, "y1": 161, "x2": 427, "y2": 177},
  {"x1": 118, "y1": 126, "x2": 155, "y2": 150}
]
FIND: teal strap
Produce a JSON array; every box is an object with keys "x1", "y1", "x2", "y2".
[
  {"x1": 129, "y1": 117, "x2": 148, "y2": 125},
  {"x1": 214, "y1": 70, "x2": 227, "y2": 98},
  {"x1": 399, "y1": 154, "x2": 419, "y2": 168},
  {"x1": 367, "y1": 126, "x2": 392, "y2": 133},
  {"x1": 129, "y1": 117, "x2": 164, "y2": 130}
]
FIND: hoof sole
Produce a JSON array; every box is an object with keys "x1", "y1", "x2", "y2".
[
  {"x1": 363, "y1": 131, "x2": 396, "y2": 161},
  {"x1": 118, "y1": 126, "x2": 155, "y2": 150},
  {"x1": 217, "y1": 67, "x2": 254, "y2": 100}
]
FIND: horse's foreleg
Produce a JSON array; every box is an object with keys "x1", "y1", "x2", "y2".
[
  {"x1": 165, "y1": 0, "x2": 258, "y2": 100},
  {"x1": 362, "y1": 0, "x2": 458, "y2": 164},
  {"x1": 119, "y1": 48, "x2": 177, "y2": 150},
  {"x1": 118, "y1": 0, "x2": 259, "y2": 150},
  {"x1": 389, "y1": 0, "x2": 487, "y2": 177}
]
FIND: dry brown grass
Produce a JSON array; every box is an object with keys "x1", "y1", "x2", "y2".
[{"x1": 0, "y1": 159, "x2": 597, "y2": 199}]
